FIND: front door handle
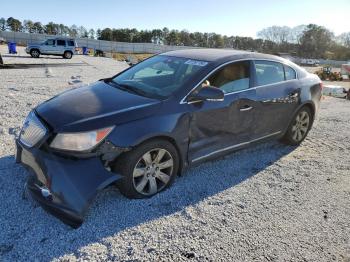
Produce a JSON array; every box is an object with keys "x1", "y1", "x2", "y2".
[{"x1": 240, "y1": 105, "x2": 253, "y2": 112}]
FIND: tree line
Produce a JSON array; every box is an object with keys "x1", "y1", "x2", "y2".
[{"x1": 1, "y1": 17, "x2": 350, "y2": 60}]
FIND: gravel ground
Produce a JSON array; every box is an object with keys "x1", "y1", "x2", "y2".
[{"x1": 0, "y1": 47, "x2": 350, "y2": 261}]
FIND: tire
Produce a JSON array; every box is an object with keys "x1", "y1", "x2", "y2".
[
  {"x1": 282, "y1": 106, "x2": 313, "y2": 146},
  {"x1": 63, "y1": 51, "x2": 72, "y2": 59},
  {"x1": 30, "y1": 49, "x2": 40, "y2": 58},
  {"x1": 0, "y1": 53, "x2": 3, "y2": 65},
  {"x1": 113, "y1": 139, "x2": 179, "y2": 199}
]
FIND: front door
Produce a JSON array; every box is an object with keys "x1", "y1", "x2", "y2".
[
  {"x1": 187, "y1": 60, "x2": 259, "y2": 163},
  {"x1": 41, "y1": 39, "x2": 56, "y2": 54}
]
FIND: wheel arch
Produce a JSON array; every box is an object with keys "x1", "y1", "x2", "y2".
[
  {"x1": 282, "y1": 101, "x2": 316, "y2": 136},
  {"x1": 30, "y1": 48, "x2": 40, "y2": 53},
  {"x1": 130, "y1": 135, "x2": 185, "y2": 175}
]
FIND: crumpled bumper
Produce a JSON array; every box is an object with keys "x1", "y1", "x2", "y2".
[{"x1": 16, "y1": 140, "x2": 122, "y2": 228}]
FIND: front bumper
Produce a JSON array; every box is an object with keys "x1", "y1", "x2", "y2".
[{"x1": 16, "y1": 140, "x2": 122, "y2": 228}]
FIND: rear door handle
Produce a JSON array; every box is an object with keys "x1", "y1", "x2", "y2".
[{"x1": 240, "y1": 105, "x2": 253, "y2": 112}]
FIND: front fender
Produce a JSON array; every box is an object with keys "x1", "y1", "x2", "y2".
[{"x1": 108, "y1": 112, "x2": 190, "y2": 165}]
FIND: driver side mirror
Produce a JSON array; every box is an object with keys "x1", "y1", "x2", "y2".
[{"x1": 187, "y1": 86, "x2": 224, "y2": 103}]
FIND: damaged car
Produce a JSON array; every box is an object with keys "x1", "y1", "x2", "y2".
[{"x1": 16, "y1": 49, "x2": 322, "y2": 227}]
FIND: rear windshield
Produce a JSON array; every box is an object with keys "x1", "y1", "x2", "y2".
[{"x1": 111, "y1": 55, "x2": 208, "y2": 99}]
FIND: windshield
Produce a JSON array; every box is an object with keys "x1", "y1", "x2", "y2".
[{"x1": 111, "y1": 55, "x2": 208, "y2": 99}]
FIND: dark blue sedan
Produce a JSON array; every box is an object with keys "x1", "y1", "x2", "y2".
[{"x1": 16, "y1": 49, "x2": 322, "y2": 227}]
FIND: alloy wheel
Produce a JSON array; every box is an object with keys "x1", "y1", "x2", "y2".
[
  {"x1": 132, "y1": 148, "x2": 174, "y2": 196},
  {"x1": 291, "y1": 111, "x2": 310, "y2": 142},
  {"x1": 31, "y1": 50, "x2": 39, "y2": 58}
]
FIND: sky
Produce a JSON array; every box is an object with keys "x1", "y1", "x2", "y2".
[{"x1": 1, "y1": 0, "x2": 349, "y2": 37}]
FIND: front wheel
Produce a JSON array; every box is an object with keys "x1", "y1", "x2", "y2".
[
  {"x1": 113, "y1": 140, "x2": 179, "y2": 199},
  {"x1": 282, "y1": 107, "x2": 313, "y2": 145},
  {"x1": 30, "y1": 49, "x2": 40, "y2": 58}
]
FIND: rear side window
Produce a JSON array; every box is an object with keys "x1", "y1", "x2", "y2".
[
  {"x1": 67, "y1": 40, "x2": 75, "y2": 47},
  {"x1": 255, "y1": 61, "x2": 284, "y2": 86},
  {"x1": 57, "y1": 40, "x2": 66, "y2": 46},
  {"x1": 203, "y1": 61, "x2": 250, "y2": 94},
  {"x1": 284, "y1": 65, "x2": 296, "y2": 80}
]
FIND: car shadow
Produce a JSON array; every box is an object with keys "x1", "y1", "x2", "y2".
[
  {"x1": 0, "y1": 141, "x2": 296, "y2": 260},
  {"x1": 0, "y1": 63, "x2": 89, "y2": 69},
  {"x1": 1, "y1": 54, "x2": 70, "y2": 59}
]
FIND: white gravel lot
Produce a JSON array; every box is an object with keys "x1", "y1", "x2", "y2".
[{"x1": 0, "y1": 47, "x2": 350, "y2": 261}]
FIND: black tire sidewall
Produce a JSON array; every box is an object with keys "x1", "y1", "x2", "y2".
[
  {"x1": 114, "y1": 139, "x2": 179, "y2": 199},
  {"x1": 64, "y1": 51, "x2": 72, "y2": 59}
]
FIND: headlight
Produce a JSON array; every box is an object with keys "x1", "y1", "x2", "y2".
[{"x1": 50, "y1": 126, "x2": 114, "y2": 152}]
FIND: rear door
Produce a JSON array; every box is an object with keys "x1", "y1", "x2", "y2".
[
  {"x1": 187, "y1": 60, "x2": 260, "y2": 163},
  {"x1": 253, "y1": 60, "x2": 300, "y2": 137},
  {"x1": 56, "y1": 39, "x2": 67, "y2": 55}
]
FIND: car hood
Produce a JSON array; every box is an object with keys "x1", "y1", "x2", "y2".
[{"x1": 36, "y1": 81, "x2": 162, "y2": 132}]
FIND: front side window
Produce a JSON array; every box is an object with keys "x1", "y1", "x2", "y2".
[
  {"x1": 201, "y1": 61, "x2": 250, "y2": 94},
  {"x1": 255, "y1": 61, "x2": 284, "y2": 86},
  {"x1": 57, "y1": 40, "x2": 66, "y2": 46},
  {"x1": 67, "y1": 40, "x2": 75, "y2": 46},
  {"x1": 45, "y1": 39, "x2": 55, "y2": 46},
  {"x1": 111, "y1": 55, "x2": 207, "y2": 99},
  {"x1": 284, "y1": 65, "x2": 296, "y2": 80}
]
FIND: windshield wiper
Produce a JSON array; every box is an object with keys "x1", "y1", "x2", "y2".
[
  {"x1": 115, "y1": 82, "x2": 150, "y2": 97},
  {"x1": 104, "y1": 79, "x2": 164, "y2": 99}
]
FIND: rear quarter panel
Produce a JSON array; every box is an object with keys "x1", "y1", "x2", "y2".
[{"x1": 298, "y1": 72, "x2": 322, "y2": 116}]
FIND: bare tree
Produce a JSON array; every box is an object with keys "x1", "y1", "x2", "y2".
[
  {"x1": 257, "y1": 26, "x2": 291, "y2": 44},
  {"x1": 336, "y1": 32, "x2": 350, "y2": 48}
]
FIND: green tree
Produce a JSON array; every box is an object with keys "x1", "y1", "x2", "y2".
[
  {"x1": 0, "y1": 17, "x2": 6, "y2": 31},
  {"x1": 33, "y1": 22, "x2": 44, "y2": 33},
  {"x1": 6, "y1": 17, "x2": 22, "y2": 32},
  {"x1": 23, "y1": 20, "x2": 34, "y2": 33},
  {"x1": 299, "y1": 24, "x2": 334, "y2": 58}
]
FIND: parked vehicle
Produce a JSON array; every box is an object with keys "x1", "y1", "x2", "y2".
[
  {"x1": 301, "y1": 59, "x2": 319, "y2": 66},
  {"x1": 315, "y1": 66, "x2": 343, "y2": 81},
  {"x1": 322, "y1": 85, "x2": 348, "y2": 98},
  {"x1": 16, "y1": 49, "x2": 322, "y2": 227},
  {"x1": 25, "y1": 38, "x2": 77, "y2": 59}
]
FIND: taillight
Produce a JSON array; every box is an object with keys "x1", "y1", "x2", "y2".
[{"x1": 320, "y1": 82, "x2": 324, "y2": 89}]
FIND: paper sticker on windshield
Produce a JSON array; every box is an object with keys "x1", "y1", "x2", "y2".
[{"x1": 185, "y1": 60, "x2": 208, "y2": 67}]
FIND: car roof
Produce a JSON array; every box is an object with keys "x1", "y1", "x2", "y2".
[
  {"x1": 48, "y1": 38, "x2": 75, "y2": 41},
  {"x1": 162, "y1": 48, "x2": 285, "y2": 63}
]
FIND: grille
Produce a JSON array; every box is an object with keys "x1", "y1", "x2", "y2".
[{"x1": 20, "y1": 111, "x2": 47, "y2": 147}]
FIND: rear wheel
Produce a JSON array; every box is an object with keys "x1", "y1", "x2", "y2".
[
  {"x1": 282, "y1": 107, "x2": 313, "y2": 145},
  {"x1": 63, "y1": 51, "x2": 72, "y2": 59},
  {"x1": 30, "y1": 49, "x2": 40, "y2": 58},
  {"x1": 113, "y1": 139, "x2": 179, "y2": 199}
]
